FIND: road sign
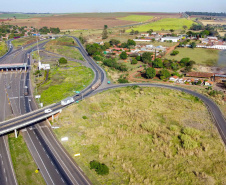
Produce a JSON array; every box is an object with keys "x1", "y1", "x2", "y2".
[
  {"x1": 40, "y1": 103, "x2": 43, "y2": 108},
  {"x1": 35, "y1": 95, "x2": 41, "y2": 98}
]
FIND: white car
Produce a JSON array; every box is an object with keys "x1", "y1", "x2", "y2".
[{"x1": 44, "y1": 109, "x2": 52, "y2": 113}]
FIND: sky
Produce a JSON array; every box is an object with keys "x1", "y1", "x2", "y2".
[{"x1": 1, "y1": 0, "x2": 226, "y2": 13}]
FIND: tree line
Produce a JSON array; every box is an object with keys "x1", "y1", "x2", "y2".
[{"x1": 185, "y1": 12, "x2": 226, "y2": 17}]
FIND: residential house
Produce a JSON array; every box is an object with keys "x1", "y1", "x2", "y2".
[
  {"x1": 204, "y1": 80, "x2": 213, "y2": 86},
  {"x1": 161, "y1": 37, "x2": 181, "y2": 42},
  {"x1": 169, "y1": 76, "x2": 179, "y2": 82},
  {"x1": 141, "y1": 33, "x2": 149, "y2": 37}
]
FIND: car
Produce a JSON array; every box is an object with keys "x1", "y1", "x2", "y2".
[{"x1": 44, "y1": 109, "x2": 52, "y2": 113}]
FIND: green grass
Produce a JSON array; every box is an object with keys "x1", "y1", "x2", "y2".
[
  {"x1": 11, "y1": 37, "x2": 37, "y2": 48},
  {"x1": 0, "y1": 13, "x2": 56, "y2": 19},
  {"x1": 0, "y1": 41, "x2": 7, "y2": 56},
  {"x1": 118, "y1": 15, "x2": 153, "y2": 22},
  {"x1": 8, "y1": 135, "x2": 45, "y2": 185},
  {"x1": 164, "y1": 48, "x2": 220, "y2": 66},
  {"x1": 37, "y1": 61, "x2": 94, "y2": 105},
  {"x1": 127, "y1": 18, "x2": 195, "y2": 32},
  {"x1": 53, "y1": 87, "x2": 226, "y2": 185}
]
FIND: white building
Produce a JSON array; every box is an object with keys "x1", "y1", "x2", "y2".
[
  {"x1": 161, "y1": 37, "x2": 181, "y2": 42},
  {"x1": 38, "y1": 61, "x2": 50, "y2": 70}
]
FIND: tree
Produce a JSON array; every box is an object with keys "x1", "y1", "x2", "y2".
[
  {"x1": 142, "y1": 52, "x2": 153, "y2": 63},
  {"x1": 152, "y1": 58, "x2": 163, "y2": 68},
  {"x1": 109, "y1": 39, "x2": 120, "y2": 46},
  {"x1": 147, "y1": 29, "x2": 153, "y2": 35},
  {"x1": 191, "y1": 42, "x2": 196, "y2": 49},
  {"x1": 102, "y1": 29, "x2": 108, "y2": 39},
  {"x1": 183, "y1": 25, "x2": 188, "y2": 30},
  {"x1": 104, "y1": 42, "x2": 110, "y2": 49},
  {"x1": 159, "y1": 69, "x2": 171, "y2": 80},
  {"x1": 146, "y1": 67, "x2": 156, "y2": 79},
  {"x1": 170, "y1": 50, "x2": 179, "y2": 56},
  {"x1": 104, "y1": 25, "x2": 108, "y2": 29},
  {"x1": 59, "y1": 57, "x2": 67, "y2": 64},
  {"x1": 130, "y1": 29, "x2": 135, "y2": 35},
  {"x1": 120, "y1": 51, "x2": 127, "y2": 59},
  {"x1": 136, "y1": 56, "x2": 141, "y2": 61},
  {"x1": 127, "y1": 39, "x2": 136, "y2": 46},
  {"x1": 169, "y1": 29, "x2": 174, "y2": 33},
  {"x1": 90, "y1": 160, "x2": 109, "y2": 175},
  {"x1": 131, "y1": 58, "x2": 138, "y2": 64}
]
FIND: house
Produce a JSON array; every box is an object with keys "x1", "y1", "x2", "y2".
[
  {"x1": 141, "y1": 33, "x2": 149, "y2": 37},
  {"x1": 169, "y1": 76, "x2": 179, "y2": 82},
  {"x1": 161, "y1": 37, "x2": 181, "y2": 42},
  {"x1": 204, "y1": 80, "x2": 213, "y2": 86}
]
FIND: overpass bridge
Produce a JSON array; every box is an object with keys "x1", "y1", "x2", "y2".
[{"x1": 0, "y1": 63, "x2": 28, "y2": 71}]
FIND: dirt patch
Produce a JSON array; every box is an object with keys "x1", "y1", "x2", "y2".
[{"x1": 7, "y1": 15, "x2": 134, "y2": 29}]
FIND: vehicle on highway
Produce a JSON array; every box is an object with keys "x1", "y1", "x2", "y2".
[
  {"x1": 91, "y1": 79, "x2": 101, "y2": 90},
  {"x1": 24, "y1": 86, "x2": 29, "y2": 96},
  {"x1": 61, "y1": 97, "x2": 74, "y2": 106},
  {"x1": 44, "y1": 109, "x2": 52, "y2": 113}
]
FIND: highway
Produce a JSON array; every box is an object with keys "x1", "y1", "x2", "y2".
[{"x1": 0, "y1": 36, "x2": 225, "y2": 185}]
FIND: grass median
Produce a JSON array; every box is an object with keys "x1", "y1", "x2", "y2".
[
  {"x1": 0, "y1": 41, "x2": 8, "y2": 56},
  {"x1": 8, "y1": 135, "x2": 45, "y2": 185},
  {"x1": 53, "y1": 87, "x2": 226, "y2": 185}
]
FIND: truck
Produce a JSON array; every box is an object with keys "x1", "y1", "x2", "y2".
[
  {"x1": 24, "y1": 86, "x2": 29, "y2": 96},
  {"x1": 91, "y1": 79, "x2": 101, "y2": 90},
  {"x1": 61, "y1": 97, "x2": 74, "y2": 106}
]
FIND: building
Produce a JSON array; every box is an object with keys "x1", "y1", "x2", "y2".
[
  {"x1": 38, "y1": 61, "x2": 50, "y2": 70},
  {"x1": 161, "y1": 37, "x2": 181, "y2": 42},
  {"x1": 186, "y1": 72, "x2": 214, "y2": 80}
]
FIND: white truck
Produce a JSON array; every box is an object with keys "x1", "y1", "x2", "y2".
[{"x1": 61, "y1": 97, "x2": 74, "y2": 106}]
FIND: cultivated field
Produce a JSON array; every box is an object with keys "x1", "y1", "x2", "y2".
[
  {"x1": 0, "y1": 41, "x2": 7, "y2": 56},
  {"x1": 9, "y1": 135, "x2": 45, "y2": 185},
  {"x1": 127, "y1": 18, "x2": 195, "y2": 32},
  {"x1": 164, "y1": 48, "x2": 220, "y2": 66},
  {"x1": 118, "y1": 15, "x2": 153, "y2": 22},
  {"x1": 53, "y1": 87, "x2": 226, "y2": 185},
  {"x1": 200, "y1": 19, "x2": 226, "y2": 26},
  {"x1": 0, "y1": 13, "x2": 56, "y2": 19}
]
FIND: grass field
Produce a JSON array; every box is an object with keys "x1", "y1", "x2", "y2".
[
  {"x1": 164, "y1": 48, "x2": 220, "y2": 66},
  {"x1": 8, "y1": 135, "x2": 45, "y2": 185},
  {"x1": 127, "y1": 18, "x2": 195, "y2": 32},
  {"x1": 11, "y1": 37, "x2": 37, "y2": 48},
  {"x1": 37, "y1": 61, "x2": 94, "y2": 105},
  {"x1": 118, "y1": 15, "x2": 153, "y2": 22},
  {"x1": 53, "y1": 87, "x2": 226, "y2": 185},
  {"x1": 0, "y1": 41, "x2": 7, "y2": 56}
]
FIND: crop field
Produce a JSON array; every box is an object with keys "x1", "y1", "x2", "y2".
[
  {"x1": 11, "y1": 37, "x2": 37, "y2": 48},
  {"x1": 127, "y1": 18, "x2": 195, "y2": 32},
  {"x1": 0, "y1": 13, "x2": 56, "y2": 19},
  {"x1": 9, "y1": 135, "x2": 45, "y2": 185},
  {"x1": 37, "y1": 61, "x2": 94, "y2": 105},
  {"x1": 164, "y1": 48, "x2": 220, "y2": 66},
  {"x1": 118, "y1": 15, "x2": 153, "y2": 22},
  {"x1": 0, "y1": 41, "x2": 7, "y2": 56},
  {"x1": 53, "y1": 87, "x2": 226, "y2": 185}
]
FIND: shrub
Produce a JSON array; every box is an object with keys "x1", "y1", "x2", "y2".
[
  {"x1": 118, "y1": 78, "x2": 129, "y2": 83},
  {"x1": 90, "y1": 160, "x2": 109, "y2": 175},
  {"x1": 136, "y1": 56, "x2": 141, "y2": 61},
  {"x1": 59, "y1": 57, "x2": 67, "y2": 64},
  {"x1": 146, "y1": 67, "x2": 156, "y2": 79},
  {"x1": 170, "y1": 50, "x2": 179, "y2": 56},
  {"x1": 120, "y1": 51, "x2": 127, "y2": 59},
  {"x1": 82, "y1": 116, "x2": 88, "y2": 119},
  {"x1": 180, "y1": 134, "x2": 198, "y2": 149},
  {"x1": 182, "y1": 127, "x2": 200, "y2": 137},
  {"x1": 93, "y1": 55, "x2": 102, "y2": 61},
  {"x1": 131, "y1": 58, "x2": 138, "y2": 64},
  {"x1": 159, "y1": 69, "x2": 171, "y2": 80}
]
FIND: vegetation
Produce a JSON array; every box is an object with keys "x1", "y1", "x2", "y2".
[
  {"x1": 59, "y1": 57, "x2": 67, "y2": 64},
  {"x1": 118, "y1": 15, "x2": 153, "y2": 22},
  {"x1": 9, "y1": 135, "x2": 45, "y2": 185},
  {"x1": 159, "y1": 69, "x2": 171, "y2": 80},
  {"x1": 11, "y1": 37, "x2": 37, "y2": 48},
  {"x1": 39, "y1": 26, "x2": 60, "y2": 34},
  {"x1": 102, "y1": 58, "x2": 128, "y2": 71},
  {"x1": 90, "y1": 160, "x2": 109, "y2": 175},
  {"x1": 142, "y1": 52, "x2": 153, "y2": 63},
  {"x1": 0, "y1": 41, "x2": 7, "y2": 56},
  {"x1": 120, "y1": 51, "x2": 127, "y2": 59},
  {"x1": 145, "y1": 67, "x2": 156, "y2": 79},
  {"x1": 170, "y1": 50, "x2": 179, "y2": 56},
  {"x1": 127, "y1": 18, "x2": 195, "y2": 32},
  {"x1": 165, "y1": 48, "x2": 219, "y2": 66},
  {"x1": 53, "y1": 87, "x2": 226, "y2": 185},
  {"x1": 37, "y1": 61, "x2": 94, "y2": 105},
  {"x1": 102, "y1": 25, "x2": 108, "y2": 39},
  {"x1": 185, "y1": 11, "x2": 226, "y2": 17}
]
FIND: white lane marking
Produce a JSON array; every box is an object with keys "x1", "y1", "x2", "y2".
[{"x1": 26, "y1": 129, "x2": 55, "y2": 185}]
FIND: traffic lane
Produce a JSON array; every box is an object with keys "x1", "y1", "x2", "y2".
[
  {"x1": 0, "y1": 136, "x2": 17, "y2": 185},
  {"x1": 23, "y1": 128, "x2": 66, "y2": 185},
  {"x1": 38, "y1": 122, "x2": 91, "y2": 185}
]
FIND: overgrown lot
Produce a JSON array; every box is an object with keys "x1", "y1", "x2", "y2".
[
  {"x1": 9, "y1": 135, "x2": 45, "y2": 185},
  {"x1": 53, "y1": 87, "x2": 226, "y2": 185},
  {"x1": 0, "y1": 41, "x2": 7, "y2": 56},
  {"x1": 37, "y1": 61, "x2": 94, "y2": 105},
  {"x1": 11, "y1": 37, "x2": 37, "y2": 48}
]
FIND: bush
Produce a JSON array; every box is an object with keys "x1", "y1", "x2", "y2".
[
  {"x1": 118, "y1": 78, "x2": 129, "y2": 83},
  {"x1": 93, "y1": 55, "x2": 102, "y2": 61},
  {"x1": 131, "y1": 58, "x2": 138, "y2": 64},
  {"x1": 170, "y1": 50, "x2": 179, "y2": 56},
  {"x1": 182, "y1": 127, "x2": 200, "y2": 137},
  {"x1": 90, "y1": 160, "x2": 109, "y2": 175},
  {"x1": 136, "y1": 56, "x2": 141, "y2": 61},
  {"x1": 146, "y1": 67, "x2": 156, "y2": 79},
  {"x1": 82, "y1": 116, "x2": 88, "y2": 119},
  {"x1": 180, "y1": 134, "x2": 198, "y2": 149},
  {"x1": 59, "y1": 57, "x2": 67, "y2": 64},
  {"x1": 159, "y1": 69, "x2": 171, "y2": 80},
  {"x1": 120, "y1": 51, "x2": 127, "y2": 59}
]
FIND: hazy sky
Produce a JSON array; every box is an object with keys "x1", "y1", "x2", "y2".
[{"x1": 1, "y1": 0, "x2": 225, "y2": 13}]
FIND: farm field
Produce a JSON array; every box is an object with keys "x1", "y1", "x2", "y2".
[
  {"x1": 127, "y1": 18, "x2": 195, "y2": 32},
  {"x1": 164, "y1": 48, "x2": 220, "y2": 66},
  {"x1": 53, "y1": 87, "x2": 226, "y2": 185},
  {"x1": 0, "y1": 13, "x2": 56, "y2": 19},
  {"x1": 36, "y1": 61, "x2": 94, "y2": 105},
  {"x1": 0, "y1": 41, "x2": 7, "y2": 56},
  {"x1": 118, "y1": 15, "x2": 153, "y2": 22},
  {"x1": 9, "y1": 135, "x2": 45, "y2": 185}
]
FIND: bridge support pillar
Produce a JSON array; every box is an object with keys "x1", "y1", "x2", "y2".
[{"x1": 14, "y1": 129, "x2": 18, "y2": 138}]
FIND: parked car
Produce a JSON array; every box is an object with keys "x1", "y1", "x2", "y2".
[{"x1": 44, "y1": 109, "x2": 52, "y2": 113}]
